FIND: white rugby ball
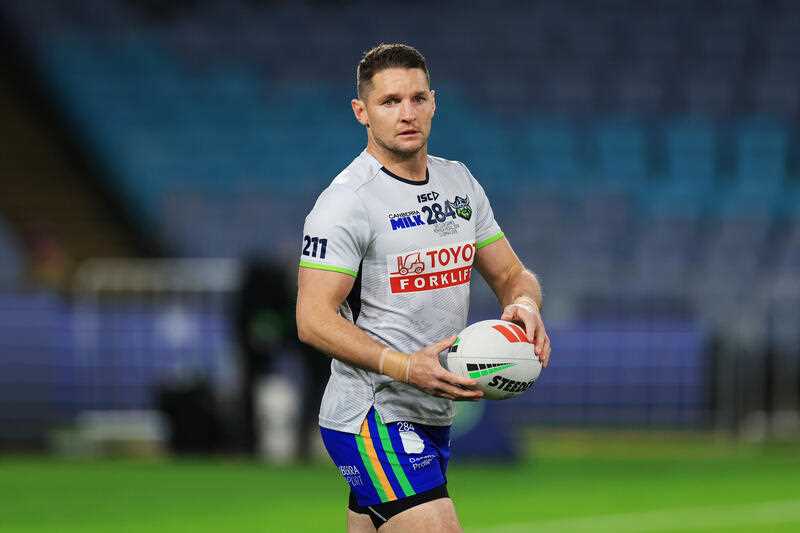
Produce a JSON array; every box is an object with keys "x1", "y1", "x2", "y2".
[{"x1": 446, "y1": 319, "x2": 541, "y2": 400}]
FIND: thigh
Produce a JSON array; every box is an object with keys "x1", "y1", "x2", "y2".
[
  {"x1": 380, "y1": 497, "x2": 462, "y2": 533},
  {"x1": 348, "y1": 510, "x2": 377, "y2": 533}
]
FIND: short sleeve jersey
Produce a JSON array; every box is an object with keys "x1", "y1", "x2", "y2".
[{"x1": 301, "y1": 150, "x2": 504, "y2": 434}]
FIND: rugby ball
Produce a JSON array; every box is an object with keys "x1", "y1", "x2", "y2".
[{"x1": 446, "y1": 319, "x2": 541, "y2": 400}]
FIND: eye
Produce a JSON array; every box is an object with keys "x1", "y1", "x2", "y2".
[
  {"x1": 383, "y1": 98, "x2": 399, "y2": 106},
  {"x1": 414, "y1": 95, "x2": 427, "y2": 103}
]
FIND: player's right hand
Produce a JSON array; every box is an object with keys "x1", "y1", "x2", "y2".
[{"x1": 407, "y1": 336, "x2": 484, "y2": 401}]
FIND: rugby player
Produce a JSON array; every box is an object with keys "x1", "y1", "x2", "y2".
[{"x1": 296, "y1": 43, "x2": 551, "y2": 532}]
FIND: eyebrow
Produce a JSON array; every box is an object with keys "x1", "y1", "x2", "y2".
[{"x1": 378, "y1": 90, "x2": 428, "y2": 101}]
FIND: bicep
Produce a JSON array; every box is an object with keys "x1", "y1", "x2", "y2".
[
  {"x1": 474, "y1": 236, "x2": 522, "y2": 291},
  {"x1": 297, "y1": 267, "x2": 355, "y2": 316}
]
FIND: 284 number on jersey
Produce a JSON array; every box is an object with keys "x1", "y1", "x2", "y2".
[{"x1": 421, "y1": 202, "x2": 456, "y2": 224}]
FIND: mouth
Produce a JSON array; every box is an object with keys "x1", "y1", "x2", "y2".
[{"x1": 398, "y1": 130, "x2": 420, "y2": 137}]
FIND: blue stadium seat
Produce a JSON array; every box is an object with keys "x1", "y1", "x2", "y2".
[
  {"x1": 593, "y1": 119, "x2": 650, "y2": 191},
  {"x1": 628, "y1": 210, "x2": 700, "y2": 297},
  {"x1": 692, "y1": 205, "x2": 773, "y2": 311},
  {"x1": 683, "y1": 74, "x2": 736, "y2": 115},
  {"x1": 753, "y1": 69, "x2": 800, "y2": 116},
  {"x1": 613, "y1": 72, "x2": 664, "y2": 115},
  {"x1": 663, "y1": 116, "x2": 718, "y2": 191},
  {"x1": 642, "y1": 181, "x2": 714, "y2": 218},
  {"x1": 771, "y1": 206, "x2": 800, "y2": 276},
  {"x1": 522, "y1": 116, "x2": 584, "y2": 190},
  {"x1": 733, "y1": 117, "x2": 789, "y2": 193},
  {"x1": 539, "y1": 69, "x2": 598, "y2": 115}
]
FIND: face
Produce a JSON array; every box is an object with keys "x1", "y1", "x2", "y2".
[{"x1": 352, "y1": 68, "x2": 435, "y2": 158}]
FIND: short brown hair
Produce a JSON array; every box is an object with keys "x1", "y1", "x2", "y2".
[{"x1": 356, "y1": 43, "x2": 430, "y2": 98}]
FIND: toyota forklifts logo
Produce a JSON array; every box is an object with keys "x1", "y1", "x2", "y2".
[
  {"x1": 387, "y1": 241, "x2": 475, "y2": 293},
  {"x1": 391, "y1": 252, "x2": 425, "y2": 276}
]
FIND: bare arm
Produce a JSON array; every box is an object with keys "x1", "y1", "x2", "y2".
[
  {"x1": 474, "y1": 236, "x2": 541, "y2": 309},
  {"x1": 296, "y1": 267, "x2": 482, "y2": 399},
  {"x1": 296, "y1": 266, "x2": 384, "y2": 369},
  {"x1": 475, "y1": 237, "x2": 551, "y2": 367}
]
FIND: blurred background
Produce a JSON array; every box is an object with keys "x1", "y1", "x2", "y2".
[{"x1": 1, "y1": 1, "x2": 800, "y2": 531}]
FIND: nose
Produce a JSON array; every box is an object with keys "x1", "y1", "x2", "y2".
[{"x1": 400, "y1": 99, "x2": 415, "y2": 121}]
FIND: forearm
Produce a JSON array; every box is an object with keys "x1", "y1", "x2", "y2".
[
  {"x1": 297, "y1": 302, "x2": 382, "y2": 367},
  {"x1": 296, "y1": 301, "x2": 410, "y2": 380},
  {"x1": 498, "y1": 264, "x2": 542, "y2": 310}
]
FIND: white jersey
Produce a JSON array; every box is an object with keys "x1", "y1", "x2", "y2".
[{"x1": 300, "y1": 150, "x2": 504, "y2": 434}]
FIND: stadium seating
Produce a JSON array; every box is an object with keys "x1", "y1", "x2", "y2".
[
  {"x1": 2, "y1": 0, "x2": 799, "y2": 431},
  {"x1": 523, "y1": 116, "x2": 584, "y2": 190},
  {"x1": 13, "y1": 0, "x2": 796, "y2": 304}
]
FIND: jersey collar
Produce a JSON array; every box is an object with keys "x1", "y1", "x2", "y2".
[{"x1": 380, "y1": 166, "x2": 430, "y2": 186}]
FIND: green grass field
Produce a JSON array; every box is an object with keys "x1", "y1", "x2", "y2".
[{"x1": 3, "y1": 431, "x2": 800, "y2": 532}]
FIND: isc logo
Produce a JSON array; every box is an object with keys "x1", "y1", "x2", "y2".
[{"x1": 417, "y1": 191, "x2": 439, "y2": 203}]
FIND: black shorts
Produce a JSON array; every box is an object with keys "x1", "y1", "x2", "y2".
[{"x1": 349, "y1": 483, "x2": 449, "y2": 529}]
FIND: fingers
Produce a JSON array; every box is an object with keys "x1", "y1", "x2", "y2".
[
  {"x1": 440, "y1": 368, "x2": 481, "y2": 390},
  {"x1": 507, "y1": 308, "x2": 550, "y2": 367},
  {"x1": 500, "y1": 304, "x2": 535, "y2": 343},
  {"x1": 541, "y1": 334, "x2": 551, "y2": 368},
  {"x1": 409, "y1": 339, "x2": 484, "y2": 400},
  {"x1": 498, "y1": 307, "x2": 554, "y2": 368},
  {"x1": 532, "y1": 320, "x2": 544, "y2": 355},
  {"x1": 521, "y1": 313, "x2": 536, "y2": 344},
  {"x1": 436, "y1": 379, "x2": 483, "y2": 400},
  {"x1": 425, "y1": 366, "x2": 482, "y2": 400},
  {"x1": 428, "y1": 335, "x2": 457, "y2": 356}
]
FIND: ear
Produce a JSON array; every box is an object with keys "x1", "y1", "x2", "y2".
[
  {"x1": 430, "y1": 89, "x2": 436, "y2": 116},
  {"x1": 351, "y1": 98, "x2": 369, "y2": 128}
]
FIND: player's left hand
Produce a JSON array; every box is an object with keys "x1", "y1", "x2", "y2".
[{"x1": 501, "y1": 299, "x2": 551, "y2": 368}]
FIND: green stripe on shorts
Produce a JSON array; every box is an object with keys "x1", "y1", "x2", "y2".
[{"x1": 374, "y1": 411, "x2": 416, "y2": 498}]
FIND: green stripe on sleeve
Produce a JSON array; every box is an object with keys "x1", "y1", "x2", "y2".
[
  {"x1": 374, "y1": 411, "x2": 416, "y2": 498},
  {"x1": 476, "y1": 231, "x2": 505, "y2": 249},
  {"x1": 354, "y1": 433, "x2": 389, "y2": 503},
  {"x1": 298, "y1": 260, "x2": 357, "y2": 278}
]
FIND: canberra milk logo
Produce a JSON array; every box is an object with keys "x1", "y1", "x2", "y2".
[
  {"x1": 387, "y1": 240, "x2": 475, "y2": 294},
  {"x1": 388, "y1": 210, "x2": 426, "y2": 231}
]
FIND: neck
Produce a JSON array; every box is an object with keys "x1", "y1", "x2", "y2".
[{"x1": 366, "y1": 138, "x2": 428, "y2": 182}]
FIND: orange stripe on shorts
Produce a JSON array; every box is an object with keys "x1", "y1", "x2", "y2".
[{"x1": 360, "y1": 418, "x2": 397, "y2": 501}]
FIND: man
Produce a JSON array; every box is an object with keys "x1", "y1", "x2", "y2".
[{"x1": 296, "y1": 43, "x2": 550, "y2": 532}]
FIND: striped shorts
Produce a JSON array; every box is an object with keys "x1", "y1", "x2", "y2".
[{"x1": 320, "y1": 407, "x2": 451, "y2": 507}]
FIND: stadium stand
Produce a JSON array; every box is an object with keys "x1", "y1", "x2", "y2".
[{"x1": 1, "y1": 0, "x2": 799, "y2": 438}]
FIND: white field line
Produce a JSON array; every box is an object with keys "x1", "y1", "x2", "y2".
[{"x1": 468, "y1": 499, "x2": 800, "y2": 533}]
